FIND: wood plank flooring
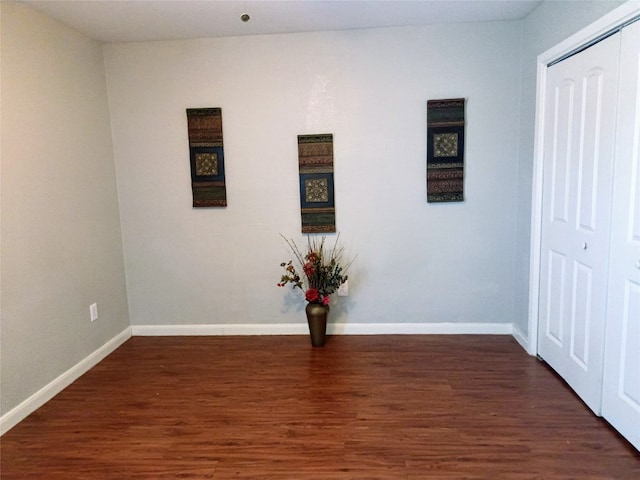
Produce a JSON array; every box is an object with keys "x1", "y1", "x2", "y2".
[{"x1": 1, "y1": 335, "x2": 638, "y2": 479}]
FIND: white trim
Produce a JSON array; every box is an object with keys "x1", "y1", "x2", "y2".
[
  {"x1": 528, "y1": 56, "x2": 548, "y2": 355},
  {"x1": 132, "y1": 322, "x2": 514, "y2": 337},
  {"x1": 330, "y1": 322, "x2": 513, "y2": 335},
  {"x1": 512, "y1": 324, "x2": 530, "y2": 354},
  {"x1": 0, "y1": 327, "x2": 132, "y2": 435},
  {"x1": 131, "y1": 323, "x2": 309, "y2": 336},
  {"x1": 528, "y1": 0, "x2": 640, "y2": 357}
]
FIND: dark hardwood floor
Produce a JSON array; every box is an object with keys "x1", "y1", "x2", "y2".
[{"x1": 1, "y1": 335, "x2": 638, "y2": 479}]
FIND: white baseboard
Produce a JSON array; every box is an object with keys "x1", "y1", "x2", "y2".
[
  {"x1": 132, "y1": 322, "x2": 514, "y2": 336},
  {"x1": 332, "y1": 322, "x2": 513, "y2": 335},
  {"x1": 512, "y1": 325, "x2": 533, "y2": 355},
  {"x1": 0, "y1": 327, "x2": 132, "y2": 435}
]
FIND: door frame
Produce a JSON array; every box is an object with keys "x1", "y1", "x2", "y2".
[{"x1": 527, "y1": 1, "x2": 640, "y2": 355}]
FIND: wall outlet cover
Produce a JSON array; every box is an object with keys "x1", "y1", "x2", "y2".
[{"x1": 90, "y1": 303, "x2": 98, "y2": 322}]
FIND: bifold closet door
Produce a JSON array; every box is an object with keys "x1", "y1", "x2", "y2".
[
  {"x1": 602, "y1": 20, "x2": 640, "y2": 451},
  {"x1": 537, "y1": 32, "x2": 620, "y2": 414}
]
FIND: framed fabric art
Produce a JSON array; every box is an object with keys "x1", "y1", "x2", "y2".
[
  {"x1": 426, "y1": 98, "x2": 465, "y2": 203},
  {"x1": 297, "y1": 134, "x2": 336, "y2": 233},
  {"x1": 186, "y1": 108, "x2": 227, "y2": 207}
]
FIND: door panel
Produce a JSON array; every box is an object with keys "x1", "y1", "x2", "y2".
[
  {"x1": 569, "y1": 261, "x2": 592, "y2": 369},
  {"x1": 577, "y1": 70, "x2": 605, "y2": 232},
  {"x1": 550, "y1": 81, "x2": 575, "y2": 224},
  {"x1": 545, "y1": 250, "x2": 567, "y2": 346},
  {"x1": 602, "y1": 20, "x2": 640, "y2": 451},
  {"x1": 538, "y1": 32, "x2": 621, "y2": 414}
]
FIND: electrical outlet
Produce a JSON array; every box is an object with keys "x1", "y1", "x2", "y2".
[
  {"x1": 90, "y1": 303, "x2": 98, "y2": 322},
  {"x1": 338, "y1": 280, "x2": 349, "y2": 297}
]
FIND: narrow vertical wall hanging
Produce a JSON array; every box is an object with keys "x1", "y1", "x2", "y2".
[
  {"x1": 426, "y1": 98, "x2": 465, "y2": 202},
  {"x1": 186, "y1": 108, "x2": 227, "y2": 207},
  {"x1": 297, "y1": 134, "x2": 336, "y2": 233}
]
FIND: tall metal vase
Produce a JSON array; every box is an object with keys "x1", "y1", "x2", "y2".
[{"x1": 305, "y1": 303, "x2": 329, "y2": 347}]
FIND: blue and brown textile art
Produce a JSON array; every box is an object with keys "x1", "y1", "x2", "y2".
[
  {"x1": 186, "y1": 108, "x2": 227, "y2": 207},
  {"x1": 298, "y1": 134, "x2": 336, "y2": 233},
  {"x1": 427, "y1": 98, "x2": 465, "y2": 202}
]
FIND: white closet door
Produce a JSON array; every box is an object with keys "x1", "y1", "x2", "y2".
[
  {"x1": 538, "y1": 33, "x2": 620, "y2": 414},
  {"x1": 602, "y1": 20, "x2": 640, "y2": 451}
]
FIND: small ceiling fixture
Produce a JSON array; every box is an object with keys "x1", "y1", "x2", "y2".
[{"x1": 241, "y1": 13, "x2": 250, "y2": 23}]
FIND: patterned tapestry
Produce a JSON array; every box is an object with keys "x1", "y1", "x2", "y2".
[
  {"x1": 298, "y1": 134, "x2": 336, "y2": 233},
  {"x1": 426, "y1": 98, "x2": 465, "y2": 203},
  {"x1": 186, "y1": 108, "x2": 227, "y2": 207}
]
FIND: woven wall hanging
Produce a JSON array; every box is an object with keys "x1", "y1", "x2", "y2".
[
  {"x1": 186, "y1": 108, "x2": 227, "y2": 207},
  {"x1": 297, "y1": 134, "x2": 336, "y2": 233},
  {"x1": 426, "y1": 98, "x2": 465, "y2": 202}
]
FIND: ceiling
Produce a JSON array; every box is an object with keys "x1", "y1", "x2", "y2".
[{"x1": 18, "y1": 0, "x2": 544, "y2": 43}]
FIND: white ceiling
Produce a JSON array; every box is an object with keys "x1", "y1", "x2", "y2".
[{"x1": 18, "y1": 0, "x2": 543, "y2": 43}]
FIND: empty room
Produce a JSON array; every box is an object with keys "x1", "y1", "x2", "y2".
[{"x1": 1, "y1": 0, "x2": 639, "y2": 477}]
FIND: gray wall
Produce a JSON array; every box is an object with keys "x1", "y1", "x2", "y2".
[
  {"x1": 103, "y1": 21, "x2": 523, "y2": 330},
  {"x1": 0, "y1": 2, "x2": 130, "y2": 415}
]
